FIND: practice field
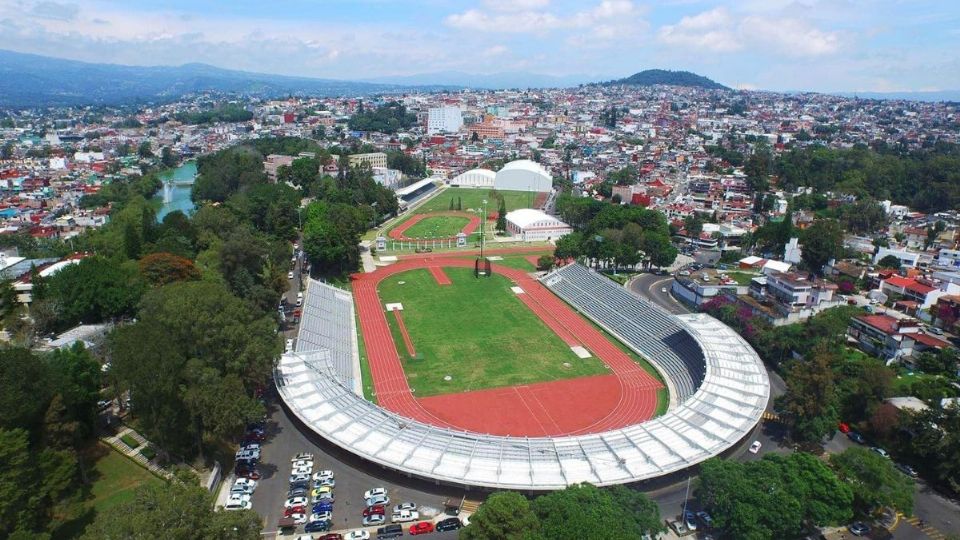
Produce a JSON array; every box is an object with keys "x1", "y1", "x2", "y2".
[
  {"x1": 378, "y1": 267, "x2": 610, "y2": 396},
  {"x1": 416, "y1": 187, "x2": 540, "y2": 214},
  {"x1": 397, "y1": 215, "x2": 471, "y2": 239}
]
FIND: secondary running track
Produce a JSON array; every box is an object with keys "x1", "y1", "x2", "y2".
[
  {"x1": 351, "y1": 253, "x2": 664, "y2": 437},
  {"x1": 387, "y1": 211, "x2": 481, "y2": 242}
]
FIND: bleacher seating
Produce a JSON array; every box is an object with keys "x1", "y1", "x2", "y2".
[
  {"x1": 543, "y1": 264, "x2": 706, "y2": 403},
  {"x1": 295, "y1": 280, "x2": 357, "y2": 390}
]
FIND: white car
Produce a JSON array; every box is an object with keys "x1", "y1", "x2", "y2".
[
  {"x1": 391, "y1": 510, "x2": 419, "y2": 523},
  {"x1": 871, "y1": 447, "x2": 890, "y2": 458},
  {"x1": 345, "y1": 531, "x2": 370, "y2": 540},
  {"x1": 292, "y1": 466, "x2": 313, "y2": 476},
  {"x1": 288, "y1": 513, "x2": 307, "y2": 525},
  {"x1": 363, "y1": 488, "x2": 387, "y2": 500},
  {"x1": 312, "y1": 470, "x2": 334, "y2": 482},
  {"x1": 362, "y1": 514, "x2": 386, "y2": 527},
  {"x1": 230, "y1": 484, "x2": 254, "y2": 495},
  {"x1": 748, "y1": 441, "x2": 762, "y2": 454},
  {"x1": 289, "y1": 474, "x2": 311, "y2": 484},
  {"x1": 285, "y1": 496, "x2": 308, "y2": 508},
  {"x1": 227, "y1": 492, "x2": 251, "y2": 503},
  {"x1": 292, "y1": 453, "x2": 314, "y2": 462},
  {"x1": 288, "y1": 271, "x2": 294, "y2": 279},
  {"x1": 393, "y1": 502, "x2": 417, "y2": 513},
  {"x1": 293, "y1": 459, "x2": 313, "y2": 468},
  {"x1": 310, "y1": 511, "x2": 333, "y2": 522},
  {"x1": 365, "y1": 494, "x2": 389, "y2": 507},
  {"x1": 316, "y1": 477, "x2": 335, "y2": 487},
  {"x1": 224, "y1": 498, "x2": 252, "y2": 511}
]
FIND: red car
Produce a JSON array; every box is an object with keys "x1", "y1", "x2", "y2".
[
  {"x1": 409, "y1": 521, "x2": 434, "y2": 535},
  {"x1": 319, "y1": 535, "x2": 343, "y2": 540},
  {"x1": 839, "y1": 422, "x2": 851, "y2": 434},
  {"x1": 362, "y1": 505, "x2": 385, "y2": 517},
  {"x1": 284, "y1": 506, "x2": 306, "y2": 517}
]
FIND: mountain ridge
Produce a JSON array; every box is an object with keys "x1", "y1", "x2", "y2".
[{"x1": 601, "y1": 69, "x2": 729, "y2": 90}]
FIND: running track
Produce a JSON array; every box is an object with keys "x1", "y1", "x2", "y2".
[
  {"x1": 351, "y1": 254, "x2": 663, "y2": 437},
  {"x1": 388, "y1": 211, "x2": 481, "y2": 242}
]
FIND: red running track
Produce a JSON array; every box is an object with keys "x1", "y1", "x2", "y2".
[
  {"x1": 392, "y1": 310, "x2": 416, "y2": 357},
  {"x1": 428, "y1": 266, "x2": 451, "y2": 285},
  {"x1": 388, "y1": 211, "x2": 481, "y2": 242},
  {"x1": 351, "y1": 254, "x2": 663, "y2": 436}
]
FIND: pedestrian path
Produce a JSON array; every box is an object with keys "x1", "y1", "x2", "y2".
[
  {"x1": 899, "y1": 513, "x2": 947, "y2": 540},
  {"x1": 101, "y1": 427, "x2": 173, "y2": 480}
]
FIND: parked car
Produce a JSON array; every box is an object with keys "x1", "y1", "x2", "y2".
[
  {"x1": 848, "y1": 522, "x2": 870, "y2": 536},
  {"x1": 228, "y1": 492, "x2": 251, "y2": 504},
  {"x1": 409, "y1": 521, "x2": 434, "y2": 535},
  {"x1": 391, "y1": 510, "x2": 419, "y2": 523},
  {"x1": 314, "y1": 491, "x2": 334, "y2": 502},
  {"x1": 313, "y1": 501, "x2": 334, "y2": 513},
  {"x1": 748, "y1": 441, "x2": 762, "y2": 454},
  {"x1": 847, "y1": 431, "x2": 866, "y2": 444},
  {"x1": 304, "y1": 520, "x2": 332, "y2": 533},
  {"x1": 683, "y1": 511, "x2": 698, "y2": 531},
  {"x1": 237, "y1": 469, "x2": 261, "y2": 480},
  {"x1": 362, "y1": 514, "x2": 386, "y2": 527},
  {"x1": 926, "y1": 326, "x2": 944, "y2": 335},
  {"x1": 365, "y1": 494, "x2": 389, "y2": 507},
  {"x1": 288, "y1": 487, "x2": 309, "y2": 498},
  {"x1": 393, "y1": 502, "x2": 417, "y2": 513},
  {"x1": 376, "y1": 524, "x2": 403, "y2": 539},
  {"x1": 871, "y1": 446, "x2": 890, "y2": 458},
  {"x1": 364, "y1": 488, "x2": 387, "y2": 500},
  {"x1": 285, "y1": 506, "x2": 307, "y2": 517},
  {"x1": 288, "y1": 513, "x2": 308, "y2": 525},
  {"x1": 316, "y1": 477, "x2": 336, "y2": 487},
  {"x1": 285, "y1": 497, "x2": 308, "y2": 508},
  {"x1": 435, "y1": 517, "x2": 463, "y2": 532},
  {"x1": 310, "y1": 511, "x2": 333, "y2": 522},
  {"x1": 319, "y1": 535, "x2": 344, "y2": 540},
  {"x1": 896, "y1": 463, "x2": 919, "y2": 478},
  {"x1": 344, "y1": 531, "x2": 370, "y2": 540},
  {"x1": 289, "y1": 480, "x2": 310, "y2": 491},
  {"x1": 313, "y1": 470, "x2": 334, "y2": 482},
  {"x1": 288, "y1": 271, "x2": 295, "y2": 279},
  {"x1": 224, "y1": 498, "x2": 252, "y2": 511},
  {"x1": 312, "y1": 486, "x2": 333, "y2": 499},
  {"x1": 696, "y1": 511, "x2": 713, "y2": 528},
  {"x1": 363, "y1": 505, "x2": 386, "y2": 517},
  {"x1": 233, "y1": 478, "x2": 257, "y2": 489},
  {"x1": 838, "y1": 422, "x2": 851, "y2": 433},
  {"x1": 289, "y1": 474, "x2": 311, "y2": 484}
]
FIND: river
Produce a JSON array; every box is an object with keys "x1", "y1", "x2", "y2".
[{"x1": 154, "y1": 160, "x2": 197, "y2": 222}]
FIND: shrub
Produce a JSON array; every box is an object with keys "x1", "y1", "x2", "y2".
[
  {"x1": 120, "y1": 434, "x2": 141, "y2": 449},
  {"x1": 139, "y1": 445, "x2": 157, "y2": 460}
]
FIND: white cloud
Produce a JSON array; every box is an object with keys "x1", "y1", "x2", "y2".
[
  {"x1": 657, "y1": 6, "x2": 840, "y2": 57},
  {"x1": 481, "y1": 44, "x2": 509, "y2": 57},
  {"x1": 446, "y1": 0, "x2": 640, "y2": 34},
  {"x1": 481, "y1": 0, "x2": 550, "y2": 12}
]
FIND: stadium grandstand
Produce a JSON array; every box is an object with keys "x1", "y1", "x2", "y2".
[{"x1": 276, "y1": 271, "x2": 769, "y2": 490}]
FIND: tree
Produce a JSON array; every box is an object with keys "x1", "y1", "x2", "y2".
[
  {"x1": 683, "y1": 214, "x2": 703, "y2": 239},
  {"x1": 877, "y1": 254, "x2": 901, "y2": 269},
  {"x1": 830, "y1": 447, "x2": 914, "y2": 514},
  {"x1": 139, "y1": 252, "x2": 201, "y2": 286},
  {"x1": 46, "y1": 257, "x2": 144, "y2": 329},
  {"x1": 460, "y1": 491, "x2": 540, "y2": 540},
  {"x1": 536, "y1": 255, "x2": 555, "y2": 271},
  {"x1": 642, "y1": 232, "x2": 678, "y2": 269},
  {"x1": 533, "y1": 484, "x2": 661, "y2": 540},
  {"x1": 0, "y1": 348, "x2": 53, "y2": 433},
  {"x1": 698, "y1": 454, "x2": 853, "y2": 540},
  {"x1": 137, "y1": 141, "x2": 153, "y2": 158},
  {"x1": 81, "y1": 481, "x2": 261, "y2": 540},
  {"x1": 496, "y1": 199, "x2": 507, "y2": 233},
  {"x1": 775, "y1": 348, "x2": 840, "y2": 442},
  {"x1": 800, "y1": 219, "x2": 843, "y2": 274},
  {"x1": 161, "y1": 146, "x2": 179, "y2": 168},
  {"x1": 554, "y1": 232, "x2": 584, "y2": 261}
]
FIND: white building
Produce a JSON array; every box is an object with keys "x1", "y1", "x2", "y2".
[
  {"x1": 427, "y1": 106, "x2": 463, "y2": 135},
  {"x1": 495, "y1": 160, "x2": 552, "y2": 192},
  {"x1": 450, "y1": 168, "x2": 496, "y2": 188},
  {"x1": 505, "y1": 209, "x2": 571, "y2": 242}
]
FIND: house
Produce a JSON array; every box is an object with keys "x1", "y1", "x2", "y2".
[
  {"x1": 847, "y1": 313, "x2": 951, "y2": 361},
  {"x1": 880, "y1": 274, "x2": 959, "y2": 310},
  {"x1": 738, "y1": 271, "x2": 841, "y2": 325}
]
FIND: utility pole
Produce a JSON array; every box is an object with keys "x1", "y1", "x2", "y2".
[{"x1": 480, "y1": 199, "x2": 487, "y2": 261}]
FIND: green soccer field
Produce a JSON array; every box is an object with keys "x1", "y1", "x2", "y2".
[
  {"x1": 415, "y1": 187, "x2": 539, "y2": 214},
  {"x1": 400, "y1": 215, "x2": 472, "y2": 239},
  {"x1": 378, "y1": 267, "x2": 610, "y2": 396}
]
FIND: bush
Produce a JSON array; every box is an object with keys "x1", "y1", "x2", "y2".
[
  {"x1": 139, "y1": 445, "x2": 156, "y2": 460},
  {"x1": 120, "y1": 434, "x2": 141, "y2": 449}
]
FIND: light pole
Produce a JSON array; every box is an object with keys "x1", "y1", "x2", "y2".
[{"x1": 480, "y1": 199, "x2": 487, "y2": 260}]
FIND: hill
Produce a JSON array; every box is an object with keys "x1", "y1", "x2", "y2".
[
  {"x1": 0, "y1": 49, "x2": 456, "y2": 107},
  {"x1": 603, "y1": 69, "x2": 728, "y2": 90}
]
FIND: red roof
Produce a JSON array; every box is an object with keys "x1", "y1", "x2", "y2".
[
  {"x1": 857, "y1": 314, "x2": 904, "y2": 334},
  {"x1": 886, "y1": 275, "x2": 936, "y2": 295},
  {"x1": 903, "y1": 332, "x2": 951, "y2": 348}
]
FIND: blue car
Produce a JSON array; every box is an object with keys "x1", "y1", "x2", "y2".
[
  {"x1": 304, "y1": 519, "x2": 331, "y2": 533},
  {"x1": 312, "y1": 502, "x2": 333, "y2": 513}
]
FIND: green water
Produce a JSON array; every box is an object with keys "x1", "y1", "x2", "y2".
[{"x1": 155, "y1": 161, "x2": 197, "y2": 222}]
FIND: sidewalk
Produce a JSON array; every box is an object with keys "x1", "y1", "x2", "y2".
[{"x1": 100, "y1": 426, "x2": 173, "y2": 480}]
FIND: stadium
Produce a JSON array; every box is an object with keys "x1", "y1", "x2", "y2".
[{"x1": 275, "y1": 255, "x2": 770, "y2": 491}]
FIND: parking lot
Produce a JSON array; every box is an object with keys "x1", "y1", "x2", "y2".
[{"x1": 246, "y1": 391, "x2": 467, "y2": 538}]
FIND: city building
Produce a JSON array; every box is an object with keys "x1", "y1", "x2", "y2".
[
  {"x1": 494, "y1": 160, "x2": 552, "y2": 192},
  {"x1": 348, "y1": 152, "x2": 388, "y2": 169},
  {"x1": 263, "y1": 154, "x2": 295, "y2": 182},
  {"x1": 504, "y1": 209, "x2": 571, "y2": 241},
  {"x1": 427, "y1": 106, "x2": 463, "y2": 135}
]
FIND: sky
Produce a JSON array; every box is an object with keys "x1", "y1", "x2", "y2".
[{"x1": 0, "y1": 0, "x2": 958, "y2": 92}]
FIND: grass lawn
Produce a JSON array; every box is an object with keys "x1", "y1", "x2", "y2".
[
  {"x1": 52, "y1": 443, "x2": 163, "y2": 537},
  {"x1": 400, "y1": 215, "x2": 472, "y2": 239},
  {"x1": 378, "y1": 267, "x2": 610, "y2": 396},
  {"x1": 726, "y1": 271, "x2": 758, "y2": 285},
  {"x1": 416, "y1": 187, "x2": 538, "y2": 215},
  {"x1": 490, "y1": 254, "x2": 547, "y2": 272},
  {"x1": 355, "y1": 311, "x2": 378, "y2": 403}
]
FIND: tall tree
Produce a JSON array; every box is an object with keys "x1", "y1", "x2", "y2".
[
  {"x1": 800, "y1": 219, "x2": 843, "y2": 274},
  {"x1": 775, "y1": 348, "x2": 840, "y2": 443},
  {"x1": 460, "y1": 491, "x2": 540, "y2": 540},
  {"x1": 830, "y1": 447, "x2": 914, "y2": 514}
]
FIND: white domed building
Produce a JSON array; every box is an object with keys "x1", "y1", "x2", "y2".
[
  {"x1": 450, "y1": 168, "x2": 496, "y2": 188},
  {"x1": 494, "y1": 159, "x2": 552, "y2": 192}
]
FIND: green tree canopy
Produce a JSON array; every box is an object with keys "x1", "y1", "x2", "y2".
[
  {"x1": 460, "y1": 491, "x2": 540, "y2": 540},
  {"x1": 830, "y1": 447, "x2": 914, "y2": 514}
]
